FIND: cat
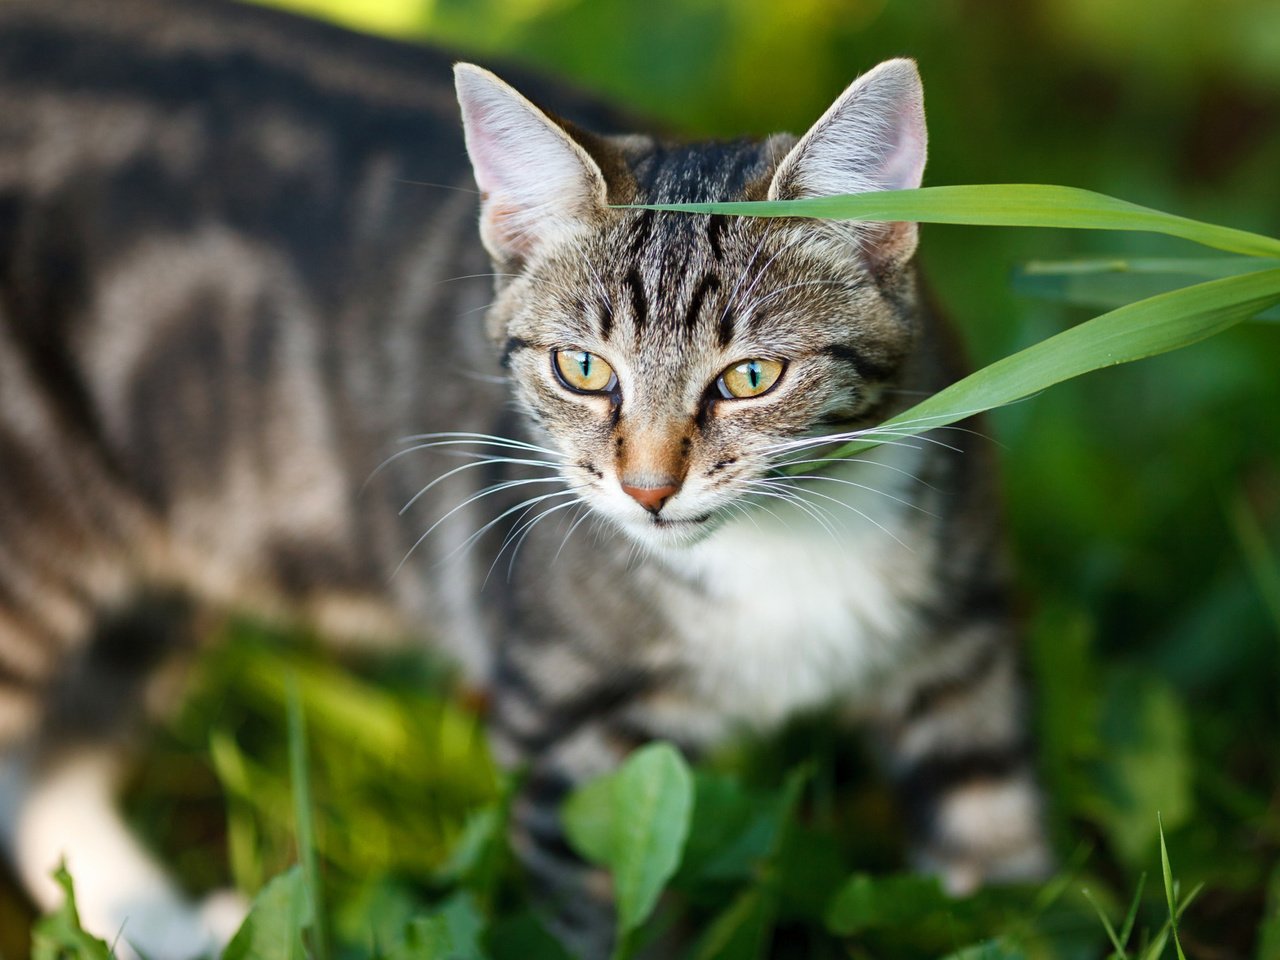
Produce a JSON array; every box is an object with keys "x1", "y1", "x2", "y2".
[{"x1": 0, "y1": 0, "x2": 1051, "y2": 956}]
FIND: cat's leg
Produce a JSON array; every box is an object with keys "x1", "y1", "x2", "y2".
[
  {"x1": 874, "y1": 621, "x2": 1052, "y2": 894},
  {"x1": 0, "y1": 596, "x2": 247, "y2": 958},
  {"x1": 488, "y1": 641, "x2": 662, "y2": 959},
  {"x1": 0, "y1": 742, "x2": 245, "y2": 958}
]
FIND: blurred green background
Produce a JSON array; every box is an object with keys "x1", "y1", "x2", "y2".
[{"x1": 8, "y1": 0, "x2": 1280, "y2": 956}]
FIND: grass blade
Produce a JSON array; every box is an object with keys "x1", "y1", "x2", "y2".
[
  {"x1": 628, "y1": 184, "x2": 1280, "y2": 258},
  {"x1": 288, "y1": 677, "x2": 329, "y2": 960},
  {"x1": 784, "y1": 267, "x2": 1280, "y2": 468},
  {"x1": 1119, "y1": 873, "x2": 1148, "y2": 949},
  {"x1": 1158, "y1": 815, "x2": 1188, "y2": 960},
  {"x1": 1014, "y1": 259, "x2": 1280, "y2": 321},
  {"x1": 1019, "y1": 256, "x2": 1280, "y2": 278},
  {"x1": 1081, "y1": 886, "x2": 1129, "y2": 959}
]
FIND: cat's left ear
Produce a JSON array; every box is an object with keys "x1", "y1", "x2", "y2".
[
  {"x1": 455, "y1": 63, "x2": 608, "y2": 266},
  {"x1": 769, "y1": 58, "x2": 927, "y2": 268}
]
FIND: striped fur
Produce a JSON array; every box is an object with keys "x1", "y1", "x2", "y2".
[{"x1": 0, "y1": 1, "x2": 1047, "y2": 955}]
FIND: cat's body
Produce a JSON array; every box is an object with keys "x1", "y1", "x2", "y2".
[{"x1": 0, "y1": 0, "x2": 1049, "y2": 955}]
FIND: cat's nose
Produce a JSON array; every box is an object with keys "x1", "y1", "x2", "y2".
[{"x1": 620, "y1": 481, "x2": 681, "y2": 514}]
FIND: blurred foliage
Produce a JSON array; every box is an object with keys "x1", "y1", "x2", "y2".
[{"x1": 11, "y1": 0, "x2": 1280, "y2": 956}]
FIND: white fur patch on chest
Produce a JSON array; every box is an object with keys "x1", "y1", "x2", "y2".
[{"x1": 663, "y1": 449, "x2": 934, "y2": 727}]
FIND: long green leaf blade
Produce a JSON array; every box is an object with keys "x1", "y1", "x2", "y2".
[
  {"x1": 627, "y1": 184, "x2": 1280, "y2": 258},
  {"x1": 1014, "y1": 257, "x2": 1280, "y2": 320},
  {"x1": 786, "y1": 268, "x2": 1280, "y2": 467}
]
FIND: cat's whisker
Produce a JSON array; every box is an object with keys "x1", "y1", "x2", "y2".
[
  {"x1": 367, "y1": 440, "x2": 558, "y2": 494},
  {"x1": 423, "y1": 484, "x2": 588, "y2": 575},
  {"x1": 764, "y1": 422, "x2": 964, "y2": 456},
  {"x1": 770, "y1": 473, "x2": 936, "y2": 517},
  {"x1": 395, "y1": 431, "x2": 566, "y2": 458},
  {"x1": 718, "y1": 230, "x2": 771, "y2": 327},
  {"x1": 762, "y1": 407, "x2": 996, "y2": 455},
  {"x1": 552, "y1": 503, "x2": 595, "y2": 566},
  {"x1": 392, "y1": 177, "x2": 481, "y2": 195},
  {"x1": 771, "y1": 454, "x2": 940, "y2": 492},
  {"x1": 436, "y1": 450, "x2": 562, "y2": 468},
  {"x1": 739, "y1": 484, "x2": 844, "y2": 548},
  {"x1": 486, "y1": 496, "x2": 586, "y2": 586},
  {"x1": 753, "y1": 477, "x2": 911, "y2": 551},
  {"x1": 740, "y1": 478, "x2": 837, "y2": 531},
  {"x1": 458, "y1": 301, "x2": 497, "y2": 318},
  {"x1": 762, "y1": 432, "x2": 926, "y2": 458},
  {"x1": 397, "y1": 457, "x2": 564, "y2": 515},
  {"x1": 396, "y1": 476, "x2": 575, "y2": 576},
  {"x1": 733, "y1": 232, "x2": 807, "y2": 313},
  {"x1": 576, "y1": 249, "x2": 614, "y2": 318},
  {"x1": 738, "y1": 278, "x2": 857, "y2": 321}
]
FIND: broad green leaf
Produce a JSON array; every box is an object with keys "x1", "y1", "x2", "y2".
[
  {"x1": 796, "y1": 267, "x2": 1280, "y2": 467},
  {"x1": 676, "y1": 773, "x2": 775, "y2": 885},
  {"x1": 224, "y1": 867, "x2": 312, "y2": 960},
  {"x1": 1092, "y1": 673, "x2": 1191, "y2": 867},
  {"x1": 561, "y1": 742, "x2": 694, "y2": 940},
  {"x1": 560, "y1": 769, "x2": 615, "y2": 867},
  {"x1": 30, "y1": 866, "x2": 113, "y2": 960},
  {"x1": 824, "y1": 872, "x2": 949, "y2": 935},
  {"x1": 629, "y1": 184, "x2": 1280, "y2": 258},
  {"x1": 388, "y1": 893, "x2": 488, "y2": 960}
]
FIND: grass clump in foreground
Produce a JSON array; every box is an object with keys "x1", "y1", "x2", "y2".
[{"x1": 36, "y1": 688, "x2": 1215, "y2": 960}]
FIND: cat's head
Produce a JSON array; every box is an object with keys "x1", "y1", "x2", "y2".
[{"x1": 455, "y1": 59, "x2": 927, "y2": 550}]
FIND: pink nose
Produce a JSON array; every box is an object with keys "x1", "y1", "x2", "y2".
[{"x1": 620, "y1": 481, "x2": 680, "y2": 514}]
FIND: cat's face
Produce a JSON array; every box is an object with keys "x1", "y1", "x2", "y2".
[{"x1": 456, "y1": 60, "x2": 927, "y2": 549}]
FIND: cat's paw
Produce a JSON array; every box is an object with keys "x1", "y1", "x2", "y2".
[
  {"x1": 85, "y1": 888, "x2": 247, "y2": 960},
  {"x1": 914, "y1": 775, "x2": 1054, "y2": 896},
  {"x1": 199, "y1": 888, "x2": 251, "y2": 949}
]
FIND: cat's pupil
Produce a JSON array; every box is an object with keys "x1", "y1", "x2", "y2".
[
  {"x1": 745, "y1": 361, "x2": 761, "y2": 389},
  {"x1": 577, "y1": 352, "x2": 592, "y2": 378}
]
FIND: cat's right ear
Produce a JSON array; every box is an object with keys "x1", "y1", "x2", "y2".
[{"x1": 455, "y1": 64, "x2": 608, "y2": 266}]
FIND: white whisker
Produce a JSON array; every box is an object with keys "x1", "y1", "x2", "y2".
[{"x1": 398, "y1": 458, "x2": 564, "y2": 515}]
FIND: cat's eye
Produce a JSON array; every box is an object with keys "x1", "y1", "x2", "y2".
[
  {"x1": 716, "y1": 358, "x2": 784, "y2": 399},
  {"x1": 553, "y1": 349, "x2": 618, "y2": 394}
]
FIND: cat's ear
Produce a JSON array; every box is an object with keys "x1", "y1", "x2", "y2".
[
  {"x1": 768, "y1": 58, "x2": 927, "y2": 268},
  {"x1": 455, "y1": 63, "x2": 608, "y2": 265}
]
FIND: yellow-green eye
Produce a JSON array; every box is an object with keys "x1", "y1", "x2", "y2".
[
  {"x1": 716, "y1": 358, "x2": 784, "y2": 399},
  {"x1": 553, "y1": 349, "x2": 617, "y2": 394}
]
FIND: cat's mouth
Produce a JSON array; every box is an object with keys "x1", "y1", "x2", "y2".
[{"x1": 651, "y1": 513, "x2": 712, "y2": 528}]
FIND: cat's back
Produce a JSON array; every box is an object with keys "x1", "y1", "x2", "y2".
[
  {"x1": 0, "y1": 0, "x2": 471, "y2": 260},
  {"x1": 0, "y1": 0, "x2": 516, "y2": 706}
]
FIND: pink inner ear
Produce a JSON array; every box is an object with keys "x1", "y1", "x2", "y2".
[{"x1": 878, "y1": 105, "x2": 927, "y2": 192}]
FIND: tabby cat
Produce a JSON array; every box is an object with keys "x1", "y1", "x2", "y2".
[{"x1": 0, "y1": 0, "x2": 1050, "y2": 955}]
